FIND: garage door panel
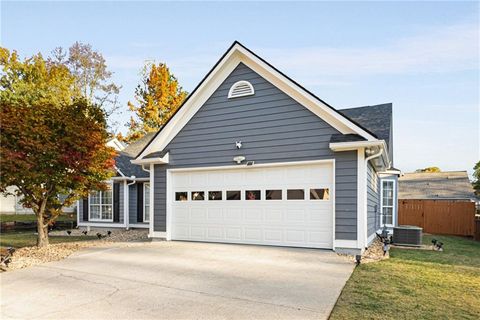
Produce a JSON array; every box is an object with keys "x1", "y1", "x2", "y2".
[
  {"x1": 244, "y1": 208, "x2": 263, "y2": 221},
  {"x1": 245, "y1": 228, "x2": 263, "y2": 241},
  {"x1": 264, "y1": 209, "x2": 283, "y2": 222},
  {"x1": 207, "y1": 227, "x2": 224, "y2": 239},
  {"x1": 207, "y1": 207, "x2": 223, "y2": 221},
  {"x1": 171, "y1": 162, "x2": 333, "y2": 249},
  {"x1": 264, "y1": 229, "x2": 283, "y2": 242},
  {"x1": 225, "y1": 227, "x2": 242, "y2": 240},
  {"x1": 285, "y1": 230, "x2": 306, "y2": 243},
  {"x1": 190, "y1": 208, "x2": 207, "y2": 221}
]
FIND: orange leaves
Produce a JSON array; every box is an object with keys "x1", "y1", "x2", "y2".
[{"x1": 125, "y1": 62, "x2": 187, "y2": 143}]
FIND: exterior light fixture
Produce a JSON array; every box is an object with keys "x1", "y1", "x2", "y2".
[
  {"x1": 233, "y1": 156, "x2": 246, "y2": 164},
  {"x1": 355, "y1": 255, "x2": 362, "y2": 265}
]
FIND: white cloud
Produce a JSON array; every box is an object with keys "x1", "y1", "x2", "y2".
[{"x1": 259, "y1": 23, "x2": 479, "y2": 77}]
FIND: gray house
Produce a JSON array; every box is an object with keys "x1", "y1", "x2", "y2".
[
  {"x1": 77, "y1": 134, "x2": 155, "y2": 230},
  {"x1": 79, "y1": 42, "x2": 400, "y2": 254}
]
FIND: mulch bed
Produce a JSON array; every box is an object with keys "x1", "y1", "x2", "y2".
[{"x1": 2, "y1": 229, "x2": 149, "y2": 271}]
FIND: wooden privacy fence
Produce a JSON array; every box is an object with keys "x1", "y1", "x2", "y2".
[{"x1": 398, "y1": 200, "x2": 476, "y2": 236}]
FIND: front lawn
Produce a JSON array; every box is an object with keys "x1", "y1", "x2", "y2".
[
  {"x1": 330, "y1": 235, "x2": 480, "y2": 319},
  {"x1": 0, "y1": 232, "x2": 96, "y2": 249},
  {"x1": 0, "y1": 213, "x2": 76, "y2": 223}
]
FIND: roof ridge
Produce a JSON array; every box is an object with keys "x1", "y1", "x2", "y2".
[{"x1": 339, "y1": 103, "x2": 392, "y2": 111}]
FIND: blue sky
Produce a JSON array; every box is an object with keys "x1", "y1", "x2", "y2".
[{"x1": 2, "y1": 1, "x2": 479, "y2": 175}]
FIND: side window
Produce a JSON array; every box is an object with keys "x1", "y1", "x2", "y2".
[
  {"x1": 175, "y1": 192, "x2": 188, "y2": 201},
  {"x1": 266, "y1": 190, "x2": 282, "y2": 200},
  {"x1": 245, "y1": 190, "x2": 261, "y2": 200},
  {"x1": 226, "y1": 191, "x2": 241, "y2": 200},
  {"x1": 192, "y1": 191, "x2": 205, "y2": 201},
  {"x1": 287, "y1": 189, "x2": 304, "y2": 200},
  {"x1": 310, "y1": 188, "x2": 330, "y2": 200},
  {"x1": 208, "y1": 191, "x2": 222, "y2": 200}
]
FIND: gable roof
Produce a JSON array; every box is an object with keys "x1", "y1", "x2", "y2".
[
  {"x1": 398, "y1": 171, "x2": 477, "y2": 200},
  {"x1": 338, "y1": 103, "x2": 392, "y2": 150},
  {"x1": 135, "y1": 41, "x2": 380, "y2": 160},
  {"x1": 115, "y1": 132, "x2": 156, "y2": 178}
]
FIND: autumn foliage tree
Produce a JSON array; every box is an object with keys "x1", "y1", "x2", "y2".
[
  {"x1": 415, "y1": 167, "x2": 441, "y2": 173},
  {"x1": 0, "y1": 47, "x2": 115, "y2": 247},
  {"x1": 124, "y1": 62, "x2": 187, "y2": 142},
  {"x1": 50, "y1": 42, "x2": 121, "y2": 130}
]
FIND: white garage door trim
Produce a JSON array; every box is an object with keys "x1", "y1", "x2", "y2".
[{"x1": 164, "y1": 159, "x2": 336, "y2": 249}]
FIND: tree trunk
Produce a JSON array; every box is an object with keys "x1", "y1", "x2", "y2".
[{"x1": 35, "y1": 201, "x2": 49, "y2": 247}]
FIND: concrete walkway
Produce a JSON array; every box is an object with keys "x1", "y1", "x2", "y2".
[{"x1": 1, "y1": 241, "x2": 354, "y2": 319}]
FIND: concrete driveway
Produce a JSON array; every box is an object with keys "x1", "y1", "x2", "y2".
[{"x1": 1, "y1": 241, "x2": 354, "y2": 319}]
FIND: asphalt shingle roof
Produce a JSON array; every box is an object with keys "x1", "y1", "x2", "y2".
[
  {"x1": 114, "y1": 132, "x2": 156, "y2": 178},
  {"x1": 338, "y1": 103, "x2": 392, "y2": 147},
  {"x1": 398, "y1": 171, "x2": 477, "y2": 200}
]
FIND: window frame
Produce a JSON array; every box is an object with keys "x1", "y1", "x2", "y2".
[
  {"x1": 309, "y1": 188, "x2": 330, "y2": 201},
  {"x1": 144, "y1": 183, "x2": 150, "y2": 222},
  {"x1": 287, "y1": 189, "x2": 305, "y2": 200},
  {"x1": 226, "y1": 190, "x2": 241, "y2": 201},
  {"x1": 88, "y1": 181, "x2": 114, "y2": 222},
  {"x1": 380, "y1": 179, "x2": 396, "y2": 227},
  {"x1": 175, "y1": 192, "x2": 188, "y2": 201}
]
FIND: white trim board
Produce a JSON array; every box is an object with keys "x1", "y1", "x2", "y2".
[
  {"x1": 128, "y1": 223, "x2": 150, "y2": 229},
  {"x1": 78, "y1": 222, "x2": 126, "y2": 228},
  {"x1": 136, "y1": 42, "x2": 378, "y2": 160}
]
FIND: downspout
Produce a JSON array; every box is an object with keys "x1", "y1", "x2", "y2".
[
  {"x1": 126, "y1": 177, "x2": 136, "y2": 230},
  {"x1": 364, "y1": 147, "x2": 384, "y2": 247}
]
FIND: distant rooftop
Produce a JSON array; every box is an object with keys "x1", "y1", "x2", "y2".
[{"x1": 399, "y1": 171, "x2": 477, "y2": 200}]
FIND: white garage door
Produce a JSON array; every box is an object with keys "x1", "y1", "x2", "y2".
[{"x1": 170, "y1": 162, "x2": 334, "y2": 249}]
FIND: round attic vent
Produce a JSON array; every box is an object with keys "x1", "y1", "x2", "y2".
[{"x1": 228, "y1": 80, "x2": 255, "y2": 99}]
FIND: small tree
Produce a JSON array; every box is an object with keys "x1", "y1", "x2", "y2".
[
  {"x1": 415, "y1": 167, "x2": 441, "y2": 173},
  {"x1": 124, "y1": 62, "x2": 187, "y2": 143},
  {"x1": 473, "y1": 161, "x2": 480, "y2": 195},
  {"x1": 0, "y1": 48, "x2": 115, "y2": 247}
]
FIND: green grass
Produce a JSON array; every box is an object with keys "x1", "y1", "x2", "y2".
[
  {"x1": 0, "y1": 232, "x2": 96, "y2": 248},
  {"x1": 0, "y1": 213, "x2": 76, "y2": 223},
  {"x1": 330, "y1": 235, "x2": 480, "y2": 320}
]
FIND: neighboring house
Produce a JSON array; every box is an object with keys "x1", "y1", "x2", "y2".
[
  {"x1": 399, "y1": 171, "x2": 477, "y2": 202},
  {"x1": 78, "y1": 42, "x2": 400, "y2": 254},
  {"x1": 0, "y1": 186, "x2": 76, "y2": 215},
  {"x1": 77, "y1": 133, "x2": 156, "y2": 229},
  {"x1": 398, "y1": 171, "x2": 478, "y2": 236}
]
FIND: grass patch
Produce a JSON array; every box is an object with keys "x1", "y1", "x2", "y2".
[
  {"x1": 0, "y1": 232, "x2": 96, "y2": 249},
  {"x1": 0, "y1": 214, "x2": 76, "y2": 223},
  {"x1": 330, "y1": 235, "x2": 480, "y2": 320}
]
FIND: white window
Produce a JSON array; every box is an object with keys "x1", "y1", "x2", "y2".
[
  {"x1": 381, "y1": 180, "x2": 395, "y2": 226},
  {"x1": 144, "y1": 183, "x2": 150, "y2": 222},
  {"x1": 89, "y1": 183, "x2": 113, "y2": 221},
  {"x1": 228, "y1": 80, "x2": 255, "y2": 98}
]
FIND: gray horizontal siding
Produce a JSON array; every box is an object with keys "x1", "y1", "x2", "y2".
[
  {"x1": 153, "y1": 63, "x2": 357, "y2": 240},
  {"x1": 367, "y1": 163, "x2": 380, "y2": 238}
]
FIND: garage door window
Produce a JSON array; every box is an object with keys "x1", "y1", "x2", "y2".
[
  {"x1": 287, "y1": 189, "x2": 304, "y2": 200},
  {"x1": 310, "y1": 188, "x2": 330, "y2": 200},
  {"x1": 246, "y1": 190, "x2": 261, "y2": 200},
  {"x1": 208, "y1": 191, "x2": 222, "y2": 200},
  {"x1": 192, "y1": 191, "x2": 205, "y2": 201},
  {"x1": 227, "y1": 191, "x2": 241, "y2": 200},
  {"x1": 175, "y1": 192, "x2": 188, "y2": 201},
  {"x1": 266, "y1": 190, "x2": 282, "y2": 200}
]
